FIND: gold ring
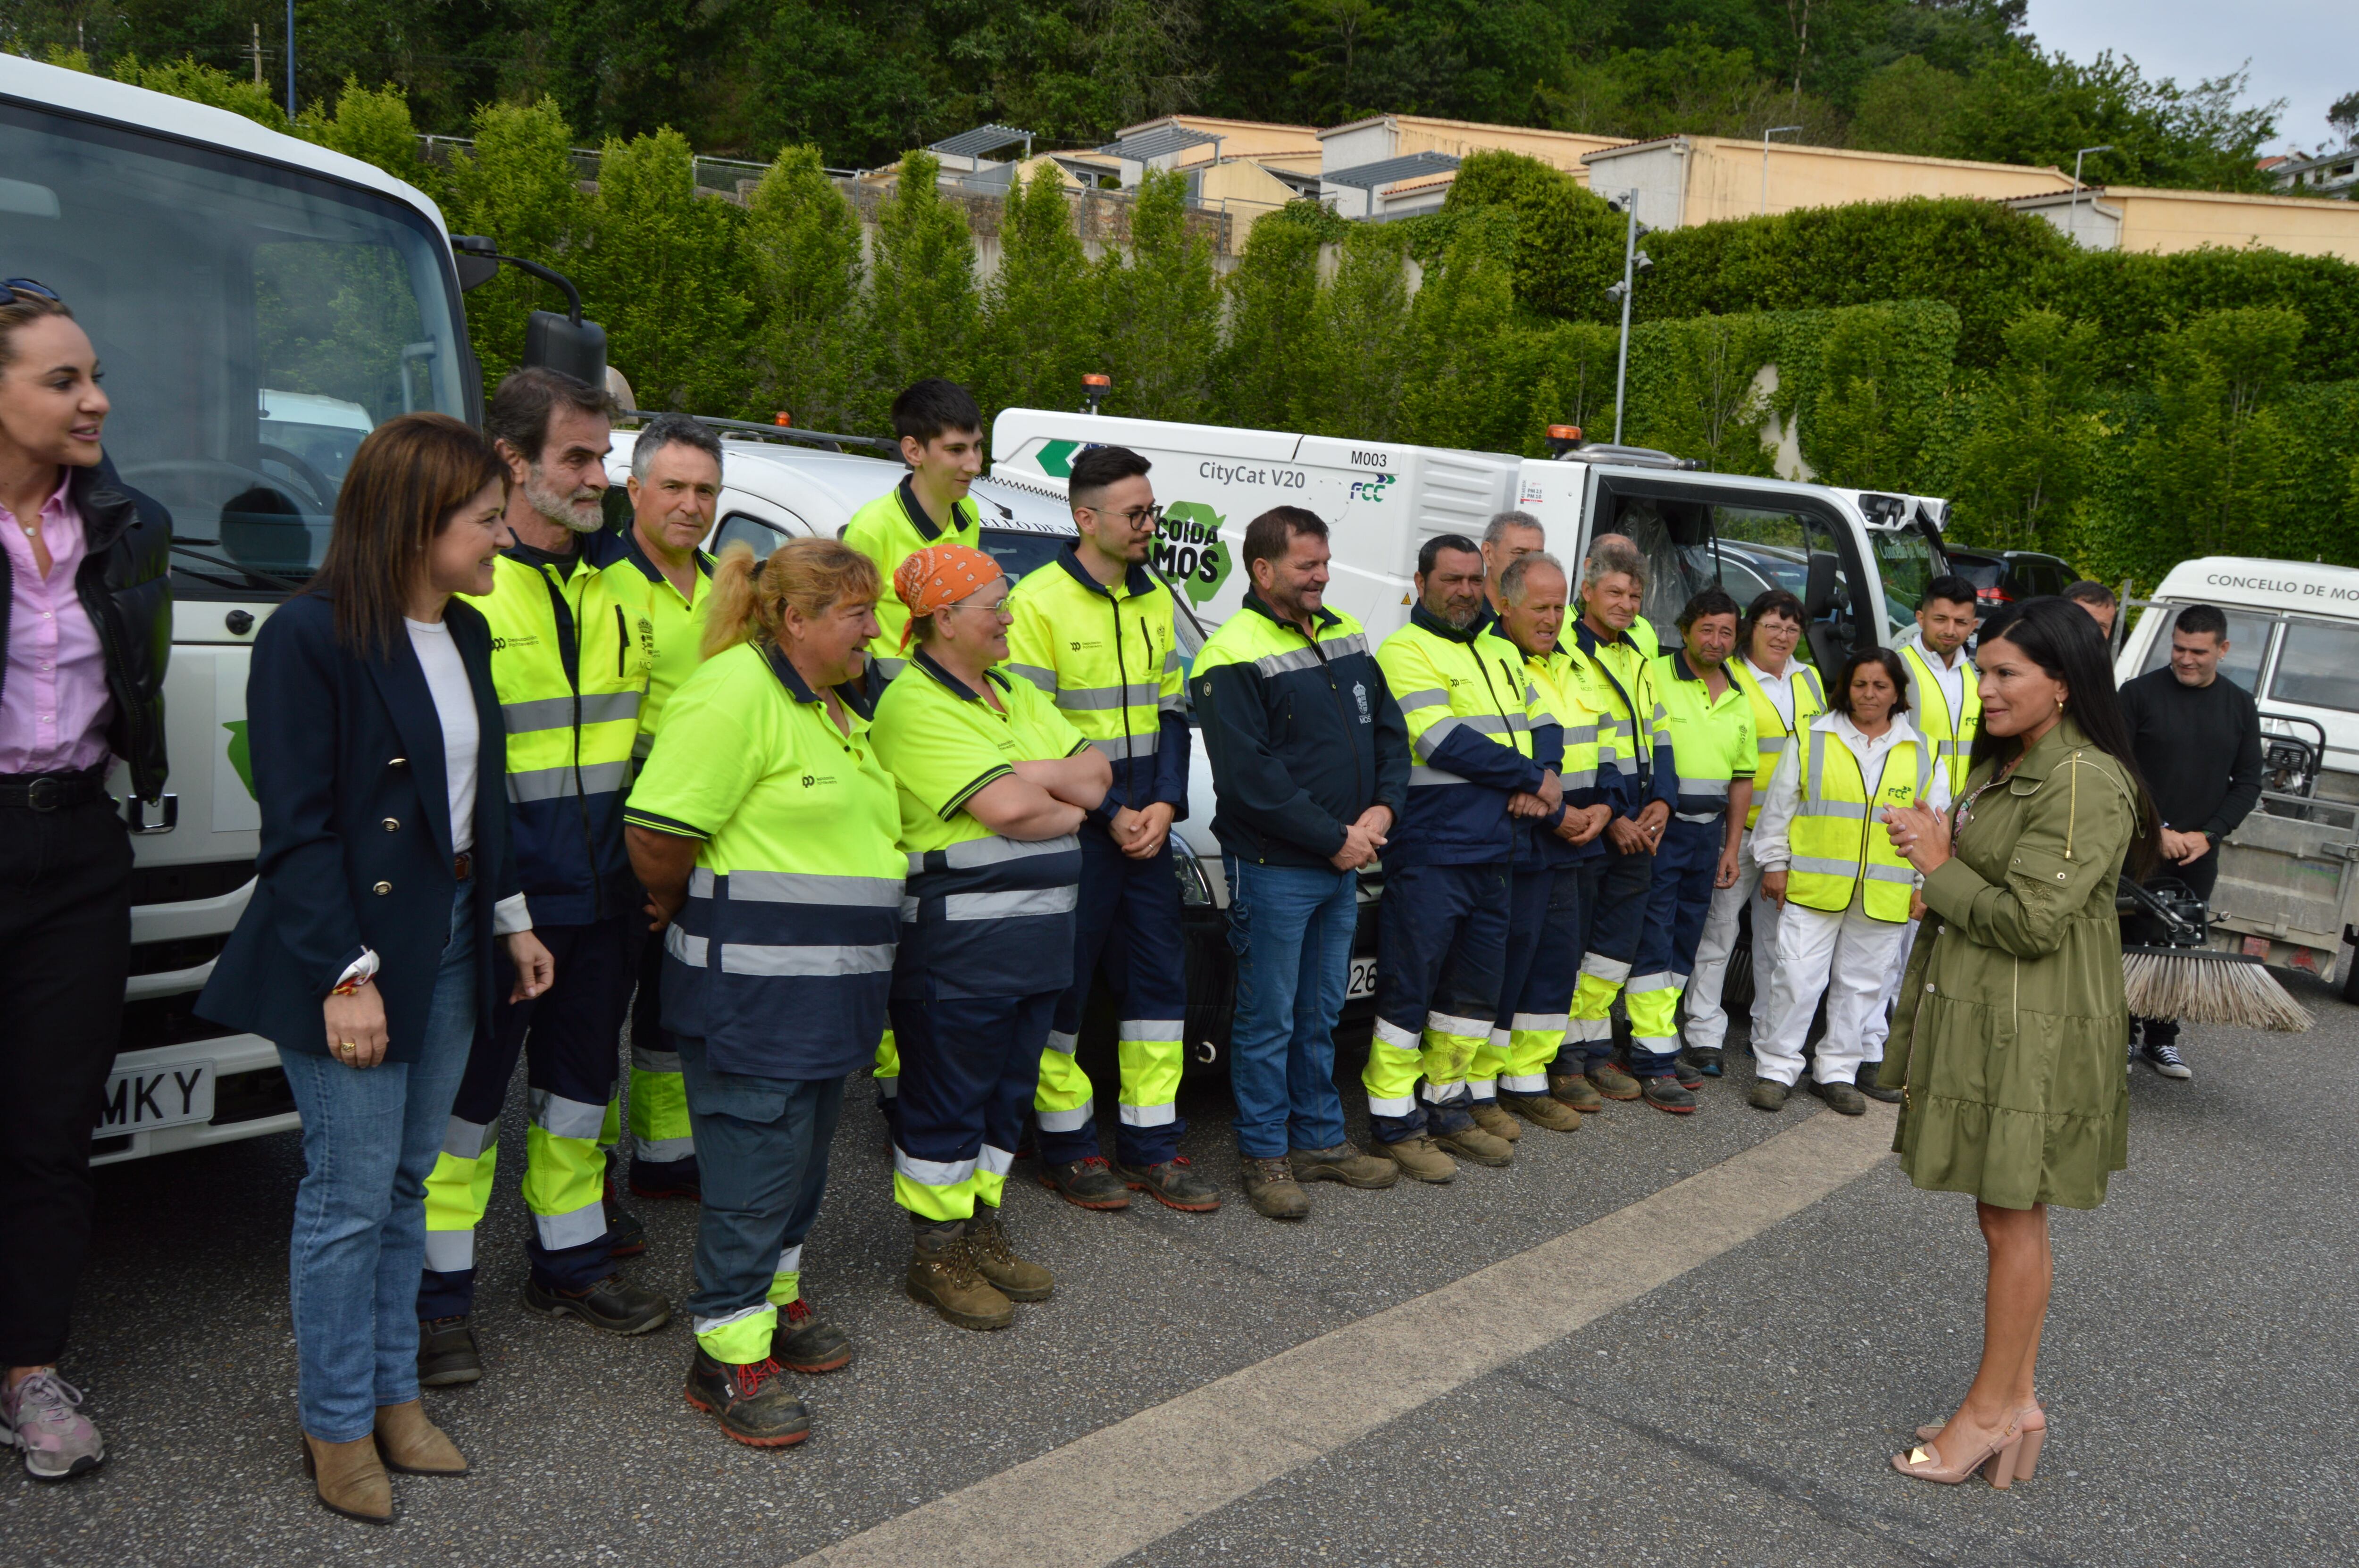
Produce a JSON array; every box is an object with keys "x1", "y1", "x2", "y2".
[{"x1": 340, "y1": 1042, "x2": 357, "y2": 1054}]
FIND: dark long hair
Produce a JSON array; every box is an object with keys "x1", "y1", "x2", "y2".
[
  {"x1": 1968, "y1": 596, "x2": 2161, "y2": 870},
  {"x1": 310, "y1": 413, "x2": 506, "y2": 657}
]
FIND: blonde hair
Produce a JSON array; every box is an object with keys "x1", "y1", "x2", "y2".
[{"x1": 703, "y1": 536, "x2": 881, "y2": 659}]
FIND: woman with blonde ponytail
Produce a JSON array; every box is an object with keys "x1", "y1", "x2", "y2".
[{"x1": 621, "y1": 536, "x2": 903, "y2": 1448}]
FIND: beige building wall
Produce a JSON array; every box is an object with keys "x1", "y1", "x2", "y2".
[
  {"x1": 2009, "y1": 184, "x2": 2359, "y2": 262},
  {"x1": 1319, "y1": 114, "x2": 1623, "y2": 185},
  {"x1": 1115, "y1": 114, "x2": 1322, "y2": 166},
  {"x1": 1583, "y1": 135, "x2": 2076, "y2": 230}
]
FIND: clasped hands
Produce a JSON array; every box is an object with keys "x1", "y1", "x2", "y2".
[
  {"x1": 1108, "y1": 800, "x2": 1176, "y2": 860},
  {"x1": 1330, "y1": 804, "x2": 1395, "y2": 872}
]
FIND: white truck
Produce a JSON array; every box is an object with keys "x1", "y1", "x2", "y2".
[{"x1": 2114, "y1": 556, "x2": 2359, "y2": 999}]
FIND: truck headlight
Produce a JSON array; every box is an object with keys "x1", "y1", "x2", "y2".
[{"x1": 1171, "y1": 836, "x2": 1215, "y2": 907}]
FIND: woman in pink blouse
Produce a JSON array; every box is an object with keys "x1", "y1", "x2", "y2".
[{"x1": 0, "y1": 279, "x2": 172, "y2": 1483}]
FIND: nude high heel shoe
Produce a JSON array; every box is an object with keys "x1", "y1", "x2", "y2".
[
  {"x1": 1891, "y1": 1418, "x2": 2026, "y2": 1489},
  {"x1": 1919, "y1": 1402, "x2": 2045, "y2": 1479}
]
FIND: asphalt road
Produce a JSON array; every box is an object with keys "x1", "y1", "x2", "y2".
[{"x1": 8, "y1": 977, "x2": 2356, "y2": 1567}]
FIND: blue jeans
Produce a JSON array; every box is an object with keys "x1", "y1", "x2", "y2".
[
  {"x1": 1224, "y1": 857, "x2": 1358, "y2": 1159},
  {"x1": 674, "y1": 1036, "x2": 843, "y2": 1335},
  {"x1": 280, "y1": 883, "x2": 475, "y2": 1442}
]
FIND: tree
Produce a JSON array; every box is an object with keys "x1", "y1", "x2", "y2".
[
  {"x1": 976, "y1": 163, "x2": 1096, "y2": 419},
  {"x1": 1400, "y1": 204, "x2": 1525, "y2": 451},
  {"x1": 1949, "y1": 310, "x2": 2104, "y2": 550},
  {"x1": 866, "y1": 150, "x2": 981, "y2": 410},
  {"x1": 1214, "y1": 207, "x2": 1328, "y2": 429},
  {"x1": 2329, "y1": 90, "x2": 2359, "y2": 149},
  {"x1": 109, "y1": 53, "x2": 289, "y2": 133},
  {"x1": 1626, "y1": 314, "x2": 1778, "y2": 475},
  {"x1": 2129, "y1": 307, "x2": 2305, "y2": 571},
  {"x1": 575, "y1": 128, "x2": 753, "y2": 414},
  {"x1": 441, "y1": 99, "x2": 585, "y2": 386},
  {"x1": 1942, "y1": 49, "x2": 2282, "y2": 193},
  {"x1": 745, "y1": 145, "x2": 867, "y2": 433},
  {"x1": 1297, "y1": 223, "x2": 1413, "y2": 440},
  {"x1": 303, "y1": 77, "x2": 435, "y2": 196},
  {"x1": 1097, "y1": 169, "x2": 1220, "y2": 421}
]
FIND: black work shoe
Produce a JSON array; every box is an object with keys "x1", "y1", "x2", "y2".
[
  {"x1": 1806, "y1": 1078, "x2": 1867, "y2": 1115},
  {"x1": 1686, "y1": 1047, "x2": 1724, "y2": 1078},
  {"x1": 683, "y1": 1351, "x2": 810, "y2": 1447},
  {"x1": 628, "y1": 1163, "x2": 702, "y2": 1202},
  {"x1": 1853, "y1": 1064, "x2": 1903, "y2": 1104},
  {"x1": 1117, "y1": 1156, "x2": 1221, "y2": 1212},
  {"x1": 522, "y1": 1273, "x2": 672, "y2": 1334},
  {"x1": 1672, "y1": 1057, "x2": 1706, "y2": 1092},
  {"x1": 1038, "y1": 1156, "x2": 1132, "y2": 1210},
  {"x1": 1747, "y1": 1079, "x2": 1789, "y2": 1111},
  {"x1": 1240, "y1": 1156, "x2": 1311, "y2": 1220},
  {"x1": 1641, "y1": 1076, "x2": 1698, "y2": 1114},
  {"x1": 772, "y1": 1298, "x2": 852, "y2": 1374},
  {"x1": 603, "y1": 1184, "x2": 646, "y2": 1259},
  {"x1": 416, "y1": 1317, "x2": 482, "y2": 1387}
]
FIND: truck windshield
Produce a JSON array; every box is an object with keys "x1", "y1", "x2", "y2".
[
  {"x1": 0, "y1": 99, "x2": 469, "y2": 600},
  {"x1": 1869, "y1": 525, "x2": 1941, "y2": 634}
]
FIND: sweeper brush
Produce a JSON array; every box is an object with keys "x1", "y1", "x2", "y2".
[{"x1": 2117, "y1": 876, "x2": 2311, "y2": 1033}]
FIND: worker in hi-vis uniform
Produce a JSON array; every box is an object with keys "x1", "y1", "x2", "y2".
[
  {"x1": 840, "y1": 380, "x2": 987, "y2": 1132},
  {"x1": 1366, "y1": 534, "x2": 1561, "y2": 1184},
  {"x1": 1003, "y1": 445, "x2": 1216, "y2": 1214},
  {"x1": 588, "y1": 413, "x2": 723, "y2": 1203},
  {"x1": 418, "y1": 369, "x2": 670, "y2": 1389}
]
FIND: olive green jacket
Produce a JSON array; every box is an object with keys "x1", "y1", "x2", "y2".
[{"x1": 1881, "y1": 717, "x2": 2139, "y2": 1210}]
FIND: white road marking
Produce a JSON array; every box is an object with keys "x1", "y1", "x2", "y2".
[{"x1": 789, "y1": 1103, "x2": 1899, "y2": 1568}]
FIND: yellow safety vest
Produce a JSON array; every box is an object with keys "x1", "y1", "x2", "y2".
[
  {"x1": 1900, "y1": 643, "x2": 1980, "y2": 794},
  {"x1": 1785, "y1": 722, "x2": 1933, "y2": 923},
  {"x1": 1728, "y1": 659, "x2": 1826, "y2": 829},
  {"x1": 841, "y1": 475, "x2": 982, "y2": 679}
]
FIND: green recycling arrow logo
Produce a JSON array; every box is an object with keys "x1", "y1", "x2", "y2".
[
  {"x1": 1155, "y1": 501, "x2": 1232, "y2": 606},
  {"x1": 1038, "y1": 439, "x2": 1081, "y2": 477}
]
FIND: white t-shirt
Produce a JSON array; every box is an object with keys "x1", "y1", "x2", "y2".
[
  {"x1": 1743, "y1": 657, "x2": 1796, "y2": 730},
  {"x1": 405, "y1": 617, "x2": 480, "y2": 854}
]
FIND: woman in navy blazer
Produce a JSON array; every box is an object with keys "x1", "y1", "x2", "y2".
[{"x1": 200, "y1": 415, "x2": 552, "y2": 1524}]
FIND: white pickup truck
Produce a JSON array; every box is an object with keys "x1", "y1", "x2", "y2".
[{"x1": 2114, "y1": 556, "x2": 2359, "y2": 999}]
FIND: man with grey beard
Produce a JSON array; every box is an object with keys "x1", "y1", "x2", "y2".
[{"x1": 416, "y1": 368, "x2": 672, "y2": 1388}]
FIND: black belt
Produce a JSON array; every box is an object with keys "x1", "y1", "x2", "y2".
[{"x1": 0, "y1": 767, "x2": 111, "y2": 812}]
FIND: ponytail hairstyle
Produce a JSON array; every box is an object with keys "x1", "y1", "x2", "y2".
[{"x1": 703, "y1": 536, "x2": 880, "y2": 659}]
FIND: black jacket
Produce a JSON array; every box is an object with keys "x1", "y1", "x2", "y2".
[
  {"x1": 198, "y1": 594, "x2": 522, "y2": 1064},
  {"x1": 0, "y1": 458, "x2": 172, "y2": 797},
  {"x1": 1193, "y1": 592, "x2": 1411, "y2": 870}
]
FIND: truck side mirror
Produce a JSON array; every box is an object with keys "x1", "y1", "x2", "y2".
[
  {"x1": 450, "y1": 235, "x2": 501, "y2": 292},
  {"x1": 1803, "y1": 550, "x2": 1839, "y2": 620},
  {"x1": 524, "y1": 309, "x2": 609, "y2": 388}
]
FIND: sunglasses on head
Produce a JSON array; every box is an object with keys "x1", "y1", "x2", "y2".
[{"x1": 3, "y1": 278, "x2": 61, "y2": 303}]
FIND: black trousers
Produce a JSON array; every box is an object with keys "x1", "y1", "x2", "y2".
[
  {"x1": 2136, "y1": 850, "x2": 2220, "y2": 1047},
  {"x1": 0, "y1": 799, "x2": 133, "y2": 1367}
]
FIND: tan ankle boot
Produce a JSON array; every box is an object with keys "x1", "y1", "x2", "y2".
[
  {"x1": 301, "y1": 1431, "x2": 394, "y2": 1523},
  {"x1": 374, "y1": 1399, "x2": 468, "y2": 1476}
]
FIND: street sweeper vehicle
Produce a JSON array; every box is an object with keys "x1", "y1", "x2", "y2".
[{"x1": 2115, "y1": 557, "x2": 2359, "y2": 1003}]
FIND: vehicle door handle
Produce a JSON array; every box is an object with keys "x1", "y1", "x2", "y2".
[{"x1": 126, "y1": 793, "x2": 179, "y2": 834}]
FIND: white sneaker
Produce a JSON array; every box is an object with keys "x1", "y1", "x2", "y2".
[{"x1": 2, "y1": 1368, "x2": 105, "y2": 1481}]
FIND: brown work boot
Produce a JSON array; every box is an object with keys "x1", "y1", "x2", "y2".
[
  {"x1": 961, "y1": 1209, "x2": 1054, "y2": 1301},
  {"x1": 1288, "y1": 1143, "x2": 1400, "y2": 1189},
  {"x1": 1466, "y1": 1100, "x2": 1522, "y2": 1141},
  {"x1": 1501, "y1": 1091, "x2": 1582, "y2": 1132},
  {"x1": 301, "y1": 1432, "x2": 393, "y2": 1524},
  {"x1": 372, "y1": 1399, "x2": 467, "y2": 1476},
  {"x1": 1372, "y1": 1134, "x2": 1458, "y2": 1184},
  {"x1": 1587, "y1": 1062, "x2": 1642, "y2": 1101},
  {"x1": 904, "y1": 1221, "x2": 1013, "y2": 1331},
  {"x1": 1431, "y1": 1123, "x2": 1514, "y2": 1168},
  {"x1": 1549, "y1": 1072, "x2": 1604, "y2": 1113},
  {"x1": 1240, "y1": 1156, "x2": 1311, "y2": 1220}
]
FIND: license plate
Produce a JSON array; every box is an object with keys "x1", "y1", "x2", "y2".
[
  {"x1": 1347, "y1": 958, "x2": 1378, "y2": 999},
  {"x1": 95, "y1": 1060, "x2": 215, "y2": 1135}
]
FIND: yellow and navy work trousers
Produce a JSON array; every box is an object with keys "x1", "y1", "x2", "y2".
[
  {"x1": 888, "y1": 989, "x2": 1058, "y2": 1223},
  {"x1": 1366, "y1": 862, "x2": 1511, "y2": 1144},
  {"x1": 627, "y1": 934, "x2": 699, "y2": 1195},
  {"x1": 418, "y1": 913, "x2": 638, "y2": 1319},
  {"x1": 1626, "y1": 817, "x2": 1723, "y2": 1077},
  {"x1": 1036, "y1": 835, "x2": 1189, "y2": 1168},
  {"x1": 674, "y1": 1035, "x2": 839, "y2": 1366},
  {"x1": 1472, "y1": 863, "x2": 1583, "y2": 1101},
  {"x1": 1563, "y1": 843, "x2": 1654, "y2": 1073}
]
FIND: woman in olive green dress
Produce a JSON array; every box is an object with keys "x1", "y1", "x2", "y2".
[{"x1": 1877, "y1": 598, "x2": 2159, "y2": 1488}]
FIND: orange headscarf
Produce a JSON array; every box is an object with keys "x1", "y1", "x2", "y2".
[{"x1": 895, "y1": 543, "x2": 1003, "y2": 648}]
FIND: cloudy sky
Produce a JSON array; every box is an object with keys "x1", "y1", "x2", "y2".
[{"x1": 2026, "y1": 0, "x2": 2356, "y2": 154}]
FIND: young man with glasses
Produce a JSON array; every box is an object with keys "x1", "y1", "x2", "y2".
[{"x1": 1003, "y1": 446, "x2": 1216, "y2": 1213}]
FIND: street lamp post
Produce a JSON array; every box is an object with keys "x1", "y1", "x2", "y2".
[
  {"x1": 284, "y1": 0, "x2": 297, "y2": 117},
  {"x1": 2070, "y1": 144, "x2": 2113, "y2": 246},
  {"x1": 1604, "y1": 191, "x2": 1653, "y2": 446},
  {"x1": 1759, "y1": 125, "x2": 1803, "y2": 217}
]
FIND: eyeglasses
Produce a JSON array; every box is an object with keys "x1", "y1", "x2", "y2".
[
  {"x1": 2, "y1": 278, "x2": 61, "y2": 303},
  {"x1": 1084, "y1": 502, "x2": 1164, "y2": 530},
  {"x1": 943, "y1": 599, "x2": 1015, "y2": 623}
]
